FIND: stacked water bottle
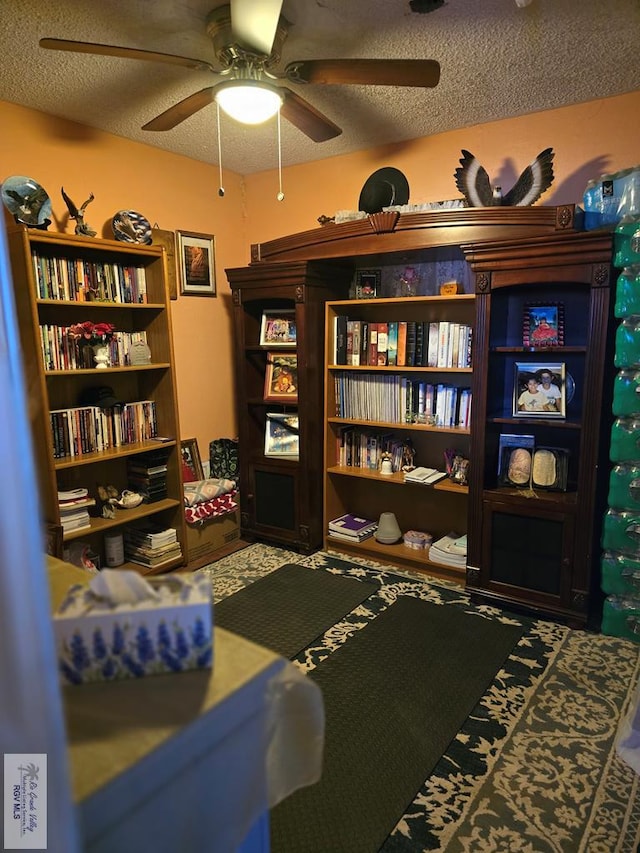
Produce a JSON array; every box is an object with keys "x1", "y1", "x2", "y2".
[{"x1": 600, "y1": 169, "x2": 640, "y2": 640}]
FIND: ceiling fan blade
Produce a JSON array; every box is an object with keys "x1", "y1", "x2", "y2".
[
  {"x1": 285, "y1": 58, "x2": 441, "y2": 88},
  {"x1": 230, "y1": 0, "x2": 283, "y2": 56},
  {"x1": 39, "y1": 38, "x2": 217, "y2": 73},
  {"x1": 142, "y1": 87, "x2": 217, "y2": 131},
  {"x1": 280, "y1": 89, "x2": 342, "y2": 142}
]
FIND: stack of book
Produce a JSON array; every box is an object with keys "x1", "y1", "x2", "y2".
[
  {"x1": 328, "y1": 512, "x2": 378, "y2": 542},
  {"x1": 127, "y1": 451, "x2": 169, "y2": 502},
  {"x1": 429, "y1": 532, "x2": 467, "y2": 569},
  {"x1": 57, "y1": 488, "x2": 95, "y2": 534},
  {"x1": 123, "y1": 523, "x2": 182, "y2": 570}
]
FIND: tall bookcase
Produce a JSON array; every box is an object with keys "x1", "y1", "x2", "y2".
[
  {"x1": 227, "y1": 259, "x2": 352, "y2": 553},
  {"x1": 324, "y1": 295, "x2": 473, "y2": 580},
  {"x1": 7, "y1": 224, "x2": 187, "y2": 574},
  {"x1": 463, "y1": 231, "x2": 615, "y2": 627}
]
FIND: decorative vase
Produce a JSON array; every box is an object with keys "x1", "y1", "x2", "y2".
[{"x1": 93, "y1": 343, "x2": 110, "y2": 369}]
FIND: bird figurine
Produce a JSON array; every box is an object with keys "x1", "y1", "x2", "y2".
[
  {"x1": 454, "y1": 148, "x2": 555, "y2": 207},
  {"x1": 61, "y1": 187, "x2": 96, "y2": 236}
]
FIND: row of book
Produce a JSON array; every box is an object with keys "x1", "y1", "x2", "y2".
[
  {"x1": 123, "y1": 522, "x2": 182, "y2": 570},
  {"x1": 49, "y1": 400, "x2": 158, "y2": 458},
  {"x1": 31, "y1": 251, "x2": 148, "y2": 304},
  {"x1": 333, "y1": 373, "x2": 472, "y2": 428},
  {"x1": 336, "y1": 426, "x2": 404, "y2": 471},
  {"x1": 39, "y1": 325, "x2": 149, "y2": 371},
  {"x1": 335, "y1": 317, "x2": 472, "y2": 369},
  {"x1": 58, "y1": 487, "x2": 95, "y2": 534}
]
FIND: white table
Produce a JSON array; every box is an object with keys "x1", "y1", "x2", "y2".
[{"x1": 63, "y1": 627, "x2": 324, "y2": 853}]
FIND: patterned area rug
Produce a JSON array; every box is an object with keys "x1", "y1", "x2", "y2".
[{"x1": 198, "y1": 544, "x2": 640, "y2": 852}]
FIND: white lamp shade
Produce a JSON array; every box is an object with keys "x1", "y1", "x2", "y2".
[
  {"x1": 374, "y1": 512, "x2": 402, "y2": 544},
  {"x1": 215, "y1": 80, "x2": 283, "y2": 125}
]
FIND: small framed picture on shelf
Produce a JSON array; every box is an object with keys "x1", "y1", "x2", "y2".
[
  {"x1": 177, "y1": 230, "x2": 216, "y2": 296},
  {"x1": 264, "y1": 353, "x2": 298, "y2": 402},
  {"x1": 354, "y1": 269, "x2": 381, "y2": 299},
  {"x1": 513, "y1": 362, "x2": 566, "y2": 418},
  {"x1": 181, "y1": 437, "x2": 204, "y2": 482},
  {"x1": 260, "y1": 310, "x2": 297, "y2": 346},
  {"x1": 522, "y1": 302, "x2": 564, "y2": 347},
  {"x1": 264, "y1": 413, "x2": 299, "y2": 457}
]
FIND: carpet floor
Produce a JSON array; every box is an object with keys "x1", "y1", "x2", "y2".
[{"x1": 199, "y1": 543, "x2": 640, "y2": 852}]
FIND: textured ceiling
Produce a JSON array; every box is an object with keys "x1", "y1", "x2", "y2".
[{"x1": 1, "y1": 0, "x2": 639, "y2": 176}]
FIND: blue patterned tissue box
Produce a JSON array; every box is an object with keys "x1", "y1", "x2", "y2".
[{"x1": 53, "y1": 573, "x2": 213, "y2": 685}]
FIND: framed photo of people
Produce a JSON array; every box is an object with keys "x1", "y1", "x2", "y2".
[
  {"x1": 513, "y1": 362, "x2": 566, "y2": 418},
  {"x1": 522, "y1": 302, "x2": 564, "y2": 347}
]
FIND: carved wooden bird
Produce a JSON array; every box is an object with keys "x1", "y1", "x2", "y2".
[
  {"x1": 454, "y1": 148, "x2": 554, "y2": 207},
  {"x1": 61, "y1": 186, "x2": 96, "y2": 236}
]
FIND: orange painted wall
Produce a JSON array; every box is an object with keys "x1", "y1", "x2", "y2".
[
  {"x1": 2, "y1": 90, "x2": 639, "y2": 461},
  {"x1": 244, "y1": 91, "x2": 640, "y2": 245},
  {"x1": 0, "y1": 100, "x2": 248, "y2": 461}
]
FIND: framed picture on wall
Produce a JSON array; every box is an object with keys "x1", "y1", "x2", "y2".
[
  {"x1": 177, "y1": 230, "x2": 216, "y2": 296},
  {"x1": 513, "y1": 362, "x2": 566, "y2": 418},
  {"x1": 264, "y1": 353, "x2": 298, "y2": 402}
]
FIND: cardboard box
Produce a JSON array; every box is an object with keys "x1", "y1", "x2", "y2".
[
  {"x1": 54, "y1": 573, "x2": 213, "y2": 685},
  {"x1": 186, "y1": 508, "x2": 240, "y2": 563}
]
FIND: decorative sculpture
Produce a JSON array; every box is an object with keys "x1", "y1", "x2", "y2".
[
  {"x1": 61, "y1": 187, "x2": 96, "y2": 236},
  {"x1": 454, "y1": 148, "x2": 554, "y2": 207}
]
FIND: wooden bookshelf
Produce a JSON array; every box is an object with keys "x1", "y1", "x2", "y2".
[{"x1": 7, "y1": 225, "x2": 187, "y2": 573}]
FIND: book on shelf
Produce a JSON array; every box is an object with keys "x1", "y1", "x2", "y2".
[
  {"x1": 328, "y1": 512, "x2": 378, "y2": 537},
  {"x1": 124, "y1": 523, "x2": 177, "y2": 547},
  {"x1": 334, "y1": 315, "x2": 348, "y2": 364},
  {"x1": 404, "y1": 467, "x2": 448, "y2": 485},
  {"x1": 429, "y1": 532, "x2": 467, "y2": 568},
  {"x1": 328, "y1": 528, "x2": 376, "y2": 543}
]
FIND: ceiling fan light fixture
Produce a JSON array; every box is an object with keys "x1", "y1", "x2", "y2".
[{"x1": 215, "y1": 79, "x2": 283, "y2": 125}]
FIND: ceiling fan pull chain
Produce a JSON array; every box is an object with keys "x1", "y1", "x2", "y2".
[
  {"x1": 276, "y1": 110, "x2": 284, "y2": 202},
  {"x1": 216, "y1": 101, "x2": 225, "y2": 198}
]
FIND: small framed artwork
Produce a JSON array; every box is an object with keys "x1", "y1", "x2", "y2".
[
  {"x1": 181, "y1": 437, "x2": 204, "y2": 482},
  {"x1": 523, "y1": 302, "x2": 564, "y2": 347},
  {"x1": 177, "y1": 230, "x2": 216, "y2": 296},
  {"x1": 260, "y1": 310, "x2": 297, "y2": 346},
  {"x1": 513, "y1": 362, "x2": 566, "y2": 418},
  {"x1": 355, "y1": 269, "x2": 381, "y2": 299},
  {"x1": 264, "y1": 413, "x2": 299, "y2": 457},
  {"x1": 264, "y1": 353, "x2": 298, "y2": 402}
]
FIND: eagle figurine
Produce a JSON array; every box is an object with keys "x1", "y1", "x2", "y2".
[{"x1": 454, "y1": 148, "x2": 554, "y2": 207}]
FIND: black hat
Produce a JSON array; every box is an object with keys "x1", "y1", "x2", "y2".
[
  {"x1": 358, "y1": 167, "x2": 410, "y2": 214},
  {"x1": 79, "y1": 386, "x2": 120, "y2": 409}
]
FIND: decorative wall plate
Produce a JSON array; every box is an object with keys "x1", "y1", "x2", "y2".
[
  {"x1": 1, "y1": 175, "x2": 52, "y2": 227},
  {"x1": 112, "y1": 210, "x2": 152, "y2": 244}
]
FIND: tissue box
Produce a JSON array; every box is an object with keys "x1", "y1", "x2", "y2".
[{"x1": 53, "y1": 573, "x2": 213, "y2": 686}]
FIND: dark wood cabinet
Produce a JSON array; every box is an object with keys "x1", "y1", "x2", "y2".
[
  {"x1": 463, "y1": 231, "x2": 615, "y2": 626},
  {"x1": 227, "y1": 260, "x2": 352, "y2": 552}
]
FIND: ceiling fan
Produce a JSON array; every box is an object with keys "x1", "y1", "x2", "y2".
[{"x1": 39, "y1": 0, "x2": 441, "y2": 143}]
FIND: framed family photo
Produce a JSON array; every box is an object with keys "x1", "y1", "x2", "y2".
[
  {"x1": 260, "y1": 310, "x2": 297, "y2": 346},
  {"x1": 513, "y1": 362, "x2": 567, "y2": 418},
  {"x1": 264, "y1": 353, "x2": 298, "y2": 402},
  {"x1": 177, "y1": 230, "x2": 216, "y2": 296},
  {"x1": 522, "y1": 302, "x2": 564, "y2": 347}
]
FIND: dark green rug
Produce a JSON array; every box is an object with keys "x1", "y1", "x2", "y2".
[
  {"x1": 215, "y1": 563, "x2": 379, "y2": 659},
  {"x1": 270, "y1": 595, "x2": 523, "y2": 853}
]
